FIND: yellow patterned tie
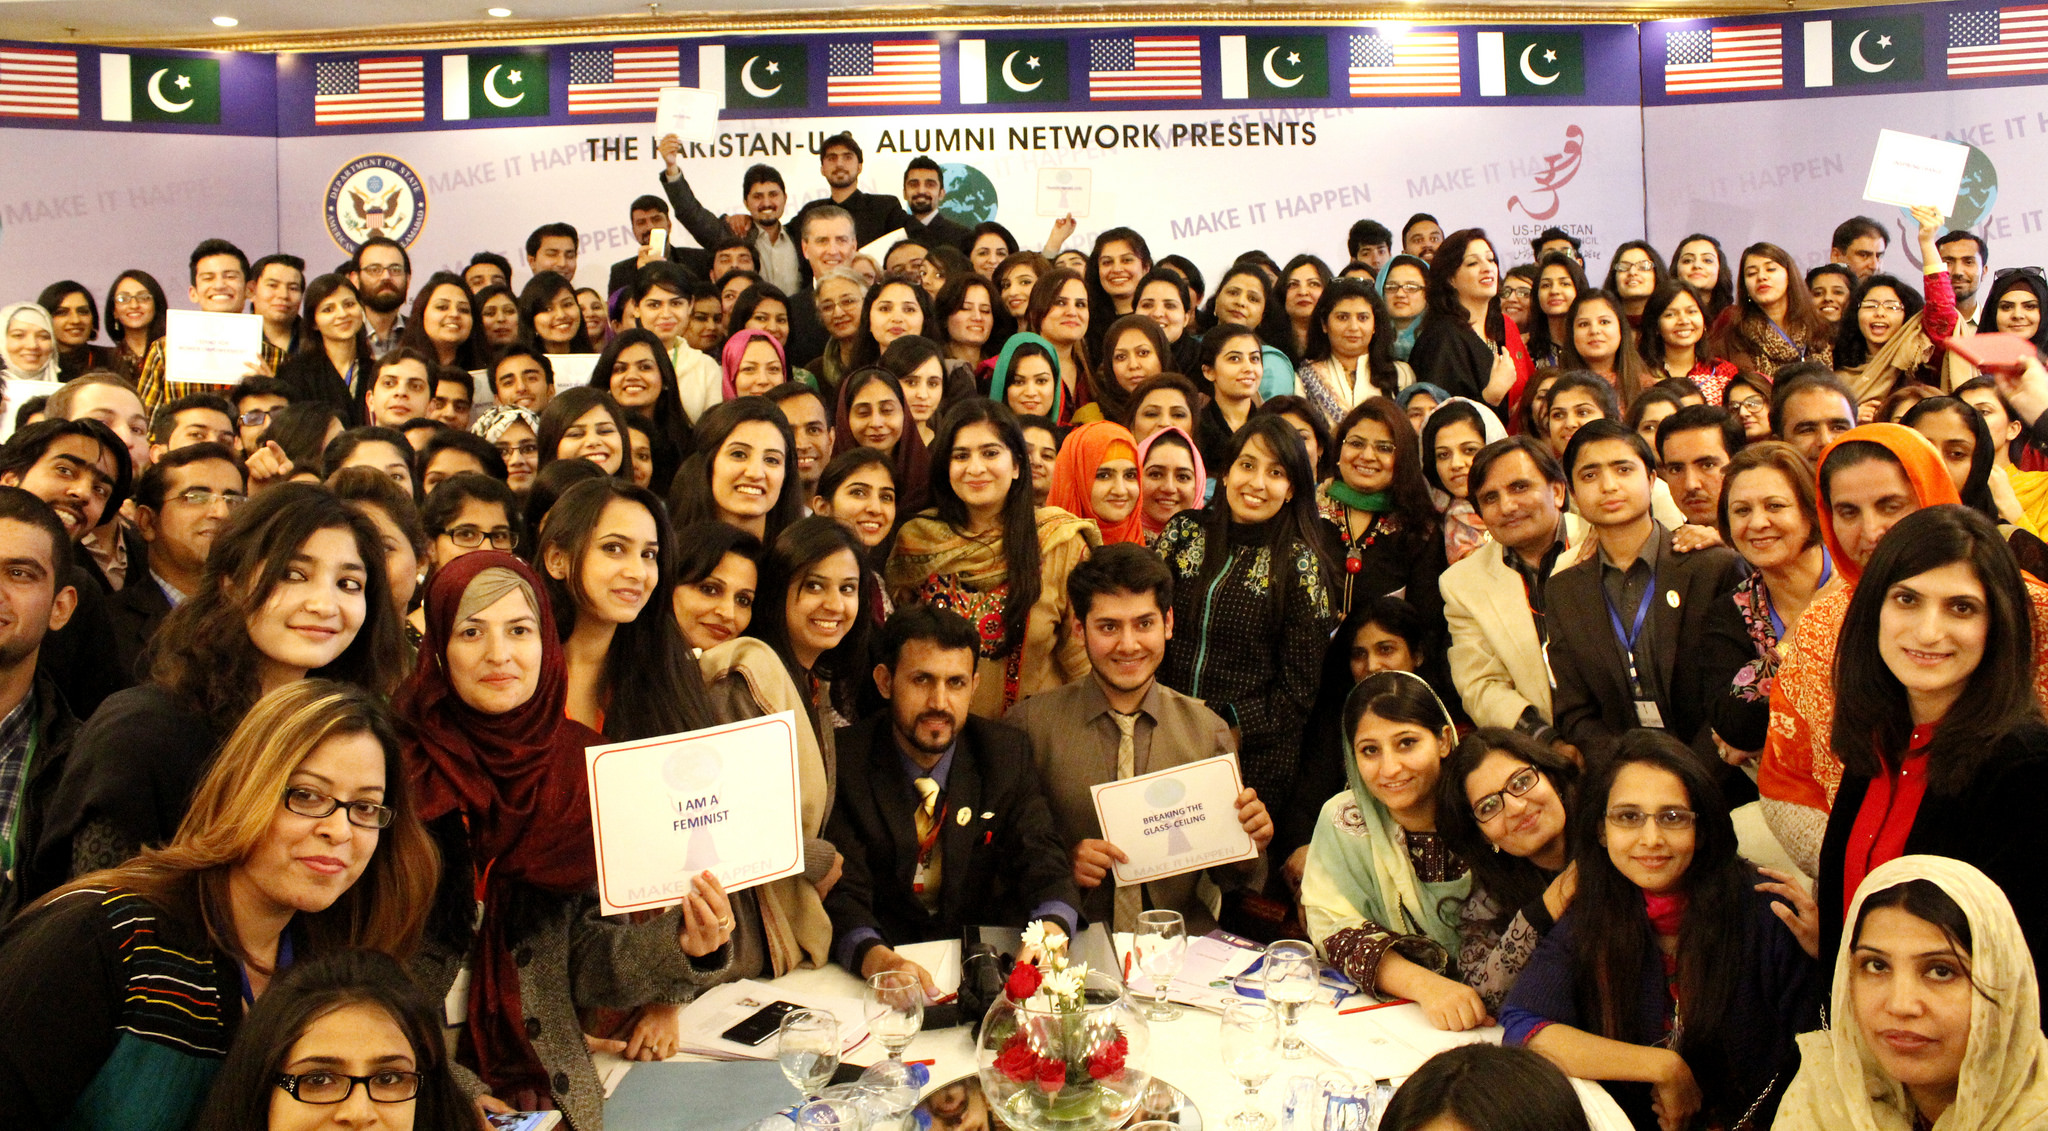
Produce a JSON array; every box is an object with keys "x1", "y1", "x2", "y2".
[
  {"x1": 1112, "y1": 712, "x2": 1144, "y2": 933},
  {"x1": 913, "y1": 776, "x2": 942, "y2": 906}
]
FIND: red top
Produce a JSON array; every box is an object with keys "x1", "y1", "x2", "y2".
[{"x1": 1840, "y1": 723, "x2": 1936, "y2": 916}]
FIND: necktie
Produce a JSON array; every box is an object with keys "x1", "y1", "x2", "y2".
[
  {"x1": 1112, "y1": 712, "x2": 1144, "y2": 933},
  {"x1": 913, "y1": 776, "x2": 942, "y2": 910}
]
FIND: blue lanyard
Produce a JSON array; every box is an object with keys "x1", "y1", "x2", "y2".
[
  {"x1": 1604, "y1": 566, "x2": 1656, "y2": 697},
  {"x1": 239, "y1": 930, "x2": 294, "y2": 1006},
  {"x1": 1764, "y1": 551, "x2": 1832, "y2": 640},
  {"x1": 1762, "y1": 315, "x2": 1807, "y2": 360}
]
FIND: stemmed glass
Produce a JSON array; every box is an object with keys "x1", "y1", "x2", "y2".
[
  {"x1": 865, "y1": 970, "x2": 925, "y2": 1065},
  {"x1": 1219, "y1": 998, "x2": 1280, "y2": 1131},
  {"x1": 776, "y1": 1009, "x2": 840, "y2": 1103},
  {"x1": 1133, "y1": 909, "x2": 1188, "y2": 1021},
  {"x1": 1262, "y1": 940, "x2": 1318, "y2": 1060}
]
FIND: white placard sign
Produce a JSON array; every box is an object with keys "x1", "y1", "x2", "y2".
[
  {"x1": 1863, "y1": 128, "x2": 1970, "y2": 216},
  {"x1": 586, "y1": 710, "x2": 806, "y2": 915},
  {"x1": 544, "y1": 353, "x2": 601, "y2": 389},
  {"x1": 1090, "y1": 754, "x2": 1258, "y2": 886},
  {"x1": 0, "y1": 378, "x2": 65, "y2": 441},
  {"x1": 655, "y1": 85, "x2": 724, "y2": 145},
  {"x1": 1035, "y1": 167, "x2": 1092, "y2": 218},
  {"x1": 164, "y1": 310, "x2": 265, "y2": 385}
]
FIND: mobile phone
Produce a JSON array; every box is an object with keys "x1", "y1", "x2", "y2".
[
  {"x1": 648, "y1": 227, "x2": 669, "y2": 257},
  {"x1": 486, "y1": 1113, "x2": 563, "y2": 1131},
  {"x1": 720, "y1": 999, "x2": 802, "y2": 1046},
  {"x1": 1948, "y1": 331, "x2": 2038, "y2": 376}
]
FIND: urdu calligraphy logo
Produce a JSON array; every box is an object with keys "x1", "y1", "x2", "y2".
[{"x1": 1507, "y1": 125, "x2": 1586, "y2": 221}]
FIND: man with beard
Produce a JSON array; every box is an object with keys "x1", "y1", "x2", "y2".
[
  {"x1": 901, "y1": 156, "x2": 972, "y2": 254},
  {"x1": 824, "y1": 606, "x2": 1078, "y2": 990},
  {"x1": 656, "y1": 141, "x2": 803, "y2": 295},
  {"x1": 0, "y1": 488, "x2": 83, "y2": 924},
  {"x1": 136, "y1": 239, "x2": 268, "y2": 411},
  {"x1": 1009, "y1": 545, "x2": 1271, "y2": 934},
  {"x1": 762, "y1": 383, "x2": 831, "y2": 500},
  {"x1": 248, "y1": 253, "x2": 305, "y2": 361},
  {"x1": 350, "y1": 235, "x2": 412, "y2": 356},
  {"x1": 1655, "y1": 404, "x2": 1742, "y2": 528},
  {"x1": 110, "y1": 443, "x2": 243, "y2": 683},
  {"x1": 793, "y1": 133, "x2": 910, "y2": 251},
  {"x1": 0, "y1": 420, "x2": 128, "y2": 716}
]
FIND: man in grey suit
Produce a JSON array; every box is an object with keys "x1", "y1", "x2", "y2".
[{"x1": 1008, "y1": 544, "x2": 1271, "y2": 934}]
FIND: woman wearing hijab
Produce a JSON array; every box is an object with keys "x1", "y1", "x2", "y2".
[
  {"x1": 1302, "y1": 671, "x2": 1485, "y2": 1032},
  {"x1": 0, "y1": 302, "x2": 59, "y2": 392},
  {"x1": 400, "y1": 552, "x2": 734, "y2": 1126},
  {"x1": 1376, "y1": 255, "x2": 1431, "y2": 363},
  {"x1": 1779, "y1": 855, "x2": 2048, "y2": 1131},
  {"x1": 1420, "y1": 397, "x2": 1508, "y2": 565},
  {"x1": 1758, "y1": 424, "x2": 2048, "y2": 877},
  {"x1": 1137, "y1": 425, "x2": 1205, "y2": 546},
  {"x1": 1045, "y1": 420, "x2": 1145, "y2": 544},
  {"x1": 989, "y1": 331, "x2": 1067, "y2": 424},
  {"x1": 720, "y1": 327, "x2": 789, "y2": 400}
]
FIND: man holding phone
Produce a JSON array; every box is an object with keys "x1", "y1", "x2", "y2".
[{"x1": 605, "y1": 194, "x2": 708, "y2": 298}]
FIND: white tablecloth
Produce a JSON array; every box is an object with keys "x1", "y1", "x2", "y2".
[{"x1": 602, "y1": 937, "x2": 1631, "y2": 1130}]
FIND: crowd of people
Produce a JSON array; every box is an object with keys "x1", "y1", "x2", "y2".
[{"x1": 1, "y1": 126, "x2": 2046, "y2": 1130}]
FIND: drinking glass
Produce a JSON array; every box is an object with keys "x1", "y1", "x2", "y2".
[
  {"x1": 1133, "y1": 909, "x2": 1188, "y2": 1021},
  {"x1": 1219, "y1": 998, "x2": 1280, "y2": 1131},
  {"x1": 1262, "y1": 940, "x2": 1318, "y2": 1060},
  {"x1": 776, "y1": 1009, "x2": 840, "y2": 1102},
  {"x1": 865, "y1": 970, "x2": 925, "y2": 1065}
]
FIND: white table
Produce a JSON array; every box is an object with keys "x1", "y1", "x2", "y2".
[{"x1": 602, "y1": 938, "x2": 1631, "y2": 1130}]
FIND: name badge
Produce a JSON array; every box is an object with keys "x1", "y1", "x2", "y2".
[
  {"x1": 1634, "y1": 700, "x2": 1666, "y2": 729},
  {"x1": 444, "y1": 963, "x2": 473, "y2": 1027}
]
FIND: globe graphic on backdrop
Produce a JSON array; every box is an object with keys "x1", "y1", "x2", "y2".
[
  {"x1": 1901, "y1": 144, "x2": 1998, "y2": 233},
  {"x1": 939, "y1": 163, "x2": 999, "y2": 225}
]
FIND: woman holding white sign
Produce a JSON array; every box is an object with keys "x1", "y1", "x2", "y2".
[{"x1": 400, "y1": 551, "x2": 734, "y2": 1127}]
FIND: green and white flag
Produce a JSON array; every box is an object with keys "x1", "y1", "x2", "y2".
[
  {"x1": 1220, "y1": 34, "x2": 1329, "y2": 99},
  {"x1": 959, "y1": 39, "x2": 1068, "y2": 104},
  {"x1": 1476, "y1": 31, "x2": 1584, "y2": 96},
  {"x1": 100, "y1": 53, "x2": 221, "y2": 123},
  {"x1": 701, "y1": 43, "x2": 808, "y2": 110},
  {"x1": 443, "y1": 51, "x2": 550, "y2": 120},
  {"x1": 1805, "y1": 14, "x2": 1923, "y2": 87}
]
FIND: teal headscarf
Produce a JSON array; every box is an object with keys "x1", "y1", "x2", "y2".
[
  {"x1": 1311, "y1": 670, "x2": 1471, "y2": 959},
  {"x1": 989, "y1": 331, "x2": 1065, "y2": 422},
  {"x1": 1375, "y1": 254, "x2": 1430, "y2": 363}
]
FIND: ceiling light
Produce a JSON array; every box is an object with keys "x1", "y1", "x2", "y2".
[
  {"x1": 487, "y1": 6, "x2": 512, "y2": 15},
  {"x1": 212, "y1": 15, "x2": 238, "y2": 26}
]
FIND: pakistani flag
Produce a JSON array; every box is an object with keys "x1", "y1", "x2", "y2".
[
  {"x1": 959, "y1": 39, "x2": 1068, "y2": 104},
  {"x1": 1804, "y1": 14, "x2": 1923, "y2": 87},
  {"x1": 1476, "y1": 31, "x2": 1584, "y2": 96},
  {"x1": 100, "y1": 53, "x2": 221, "y2": 123},
  {"x1": 706, "y1": 43, "x2": 807, "y2": 109},
  {"x1": 442, "y1": 51, "x2": 549, "y2": 119},
  {"x1": 1222, "y1": 34, "x2": 1328, "y2": 99}
]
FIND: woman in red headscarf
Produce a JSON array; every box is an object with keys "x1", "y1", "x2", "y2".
[
  {"x1": 1044, "y1": 420, "x2": 1146, "y2": 544},
  {"x1": 1758, "y1": 424, "x2": 2048, "y2": 877},
  {"x1": 399, "y1": 551, "x2": 735, "y2": 1128},
  {"x1": 720, "y1": 327, "x2": 789, "y2": 400}
]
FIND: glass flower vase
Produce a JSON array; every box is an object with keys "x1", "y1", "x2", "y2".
[{"x1": 975, "y1": 968, "x2": 1152, "y2": 1131}]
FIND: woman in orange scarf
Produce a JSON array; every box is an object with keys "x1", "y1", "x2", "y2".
[
  {"x1": 1759, "y1": 423, "x2": 2048, "y2": 874},
  {"x1": 1044, "y1": 420, "x2": 1146, "y2": 545}
]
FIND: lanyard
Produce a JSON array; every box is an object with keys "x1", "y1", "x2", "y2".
[
  {"x1": 0, "y1": 717, "x2": 40, "y2": 876},
  {"x1": 1763, "y1": 552, "x2": 1832, "y2": 640},
  {"x1": 1762, "y1": 316, "x2": 1807, "y2": 361},
  {"x1": 1603, "y1": 566, "x2": 1657, "y2": 698},
  {"x1": 239, "y1": 930, "x2": 295, "y2": 1006}
]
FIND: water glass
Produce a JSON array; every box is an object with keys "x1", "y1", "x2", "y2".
[
  {"x1": 1219, "y1": 998, "x2": 1280, "y2": 1131},
  {"x1": 865, "y1": 969, "x2": 925, "y2": 1062},
  {"x1": 1262, "y1": 940, "x2": 1318, "y2": 1060},
  {"x1": 1133, "y1": 909, "x2": 1188, "y2": 1021},
  {"x1": 776, "y1": 1009, "x2": 841, "y2": 1101}
]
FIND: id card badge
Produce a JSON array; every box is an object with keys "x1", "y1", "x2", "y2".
[
  {"x1": 912, "y1": 856, "x2": 932, "y2": 894},
  {"x1": 1634, "y1": 700, "x2": 1666, "y2": 728},
  {"x1": 445, "y1": 963, "x2": 473, "y2": 1027}
]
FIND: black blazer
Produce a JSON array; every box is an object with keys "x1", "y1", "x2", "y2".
[
  {"x1": 108, "y1": 572, "x2": 173, "y2": 689},
  {"x1": 274, "y1": 350, "x2": 362, "y2": 421},
  {"x1": 1818, "y1": 723, "x2": 2048, "y2": 966},
  {"x1": 1546, "y1": 533, "x2": 1743, "y2": 766},
  {"x1": 823, "y1": 713, "x2": 1078, "y2": 962},
  {"x1": 1408, "y1": 313, "x2": 1496, "y2": 410}
]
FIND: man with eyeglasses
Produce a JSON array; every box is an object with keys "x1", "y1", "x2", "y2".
[
  {"x1": 113, "y1": 443, "x2": 246, "y2": 685},
  {"x1": 0, "y1": 488, "x2": 83, "y2": 924},
  {"x1": 229, "y1": 377, "x2": 293, "y2": 458},
  {"x1": 350, "y1": 236, "x2": 412, "y2": 357}
]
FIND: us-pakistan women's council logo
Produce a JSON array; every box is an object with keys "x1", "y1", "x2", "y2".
[{"x1": 325, "y1": 154, "x2": 427, "y2": 255}]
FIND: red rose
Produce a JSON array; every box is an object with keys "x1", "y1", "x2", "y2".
[
  {"x1": 1005, "y1": 962, "x2": 1043, "y2": 1000},
  {"x1": 995, "y1": 1035, "x2": 1037, "y2": 1083},
  {"x1": 1086, "y1": 1034, "x2": 1128, "y2": 1080},
  {"x1": 1036, "y1": 1057, "x2": 1069, "y2": 1093}
]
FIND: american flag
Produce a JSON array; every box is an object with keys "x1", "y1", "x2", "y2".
[
  {"x1": 0, "y1": 46, "x2": 78, "y2": 119},
  {"x1": 1087, "y1": 36, "x2": 1201, "y2": 100},
  {"x1": 827, "y1": 41, "x2": 941, "y2": 105},
  {"x1": 1948, "y1": 5, "x2": 2048, "y2": 77},
  {"x1": 313, "y1": 56, "x2": 424, "y2": 124},
  {"x1": 1663, "y1": 25, "x2": 1783, "y2": 93},
  {"x1": 1347, "y1": 30, "x2": 1460, "y2": 96},
  {"x1": 567, "y1": 45, "x2": 678, "y2": 114}
]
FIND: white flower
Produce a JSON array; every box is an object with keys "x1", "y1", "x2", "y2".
[
  {"x1": 1042, "y1": 968, "x2": 1081, "y2": 1000},
  {"x1": 1021, "y1": 922, "x2": 1049, "y2": 953}
]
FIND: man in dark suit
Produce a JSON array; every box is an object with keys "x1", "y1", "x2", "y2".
[
  {"x1": 782, "y1": 205, "x2": 858, "y2": 368},
  {"x1": 901, "y1": 156, "x2": 972, "y2": 254},
  {"x1": 825, "y1": 606, "x2": 1079, "y2": 991},
  {"x1": 792, "y1": 132, "x2": 910, "y2": 251},
  {"x1": 604, "y1": 193, "x2": 710, "y2": 298},
  {"x1": 1547, "y1": 421, "x2": 1744, "y2": 782},
  {"x1": 112, "y1": 443, "x2": 244, "y2": 685}
]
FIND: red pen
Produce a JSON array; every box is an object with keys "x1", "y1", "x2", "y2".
[
  {"x1": 1121, "y1": 949, "x2": 1133, "y2": 980},
  {"x1": 1338, "y1": 998, "x2": 1414, "y2": 1015},
  {"x1": 906, "y1": 1059, "x2": 936, "y2": 1067}
]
